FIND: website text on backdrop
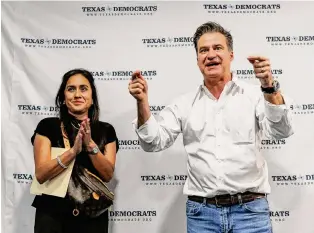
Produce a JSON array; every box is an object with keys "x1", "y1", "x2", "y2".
[
  {"x1": 128, "y1": 21, "x2": 293, "y2": 233},
  {"x1": 30, "y1": 69, "x2": 119, "y2": 233}
]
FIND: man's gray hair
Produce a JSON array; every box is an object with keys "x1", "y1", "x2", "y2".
[{"x1": 193, "y1": 21, "x2": 233, "y2": 52}]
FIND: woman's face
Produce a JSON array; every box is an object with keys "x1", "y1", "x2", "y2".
[{"x1": 64, "y1": 74, "x2": 93, "y2": 116}]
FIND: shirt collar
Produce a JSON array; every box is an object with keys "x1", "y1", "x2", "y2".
[{"x1": 199, "y1": 72, "x2": 240, "y2": 97}]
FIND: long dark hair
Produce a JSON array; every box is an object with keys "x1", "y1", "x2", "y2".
[{"x1": 55, "y1": 69, "x2": 105, "y2": 149}]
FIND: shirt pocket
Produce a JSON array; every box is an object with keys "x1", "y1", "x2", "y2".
[
  {"x1": 223, "y1": 95, "x2": 256, "y2": 144},
  {"x1": 183, "y1": 108, "x2": 215, "y2": 144}
]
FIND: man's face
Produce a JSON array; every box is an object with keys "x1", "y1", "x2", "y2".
[{"x1": 197, "y1": 32, "x2": 234, "y2": 80}]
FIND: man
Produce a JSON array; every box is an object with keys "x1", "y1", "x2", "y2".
[{"x1": 128, "y1": 21, "x2": 293, "y2": 233}]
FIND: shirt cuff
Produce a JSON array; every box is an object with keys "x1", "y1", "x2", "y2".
[
  {"x1": 132, "y1": 115, "x2": 159, "y2": 142},
  {"x1": 264, "y1": 95, "x2": 290, "y2": 122}
]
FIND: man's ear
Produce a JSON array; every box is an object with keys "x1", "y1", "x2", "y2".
[{"x1": 230, "y1": 51, "x2": 234, "y2": 61}]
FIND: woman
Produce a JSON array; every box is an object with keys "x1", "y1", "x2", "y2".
[{"x1": 31, "y1": 69, "x2": 119, "y2": 233}]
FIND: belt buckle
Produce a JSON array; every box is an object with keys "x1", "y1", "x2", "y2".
[
  {"x1": 230, "y1": 195, "x2": 235, "y2": 205},
  {"x1": 237, "y1": 194, "x2": 243, "y2": 205},
  {"x1": 215, "y1": 196, "x2": 222, "y2": 207}
]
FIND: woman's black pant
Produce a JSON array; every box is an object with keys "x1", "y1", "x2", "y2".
[{"x1": 34, "y1": 208, "x2": 108, "y2": 233}]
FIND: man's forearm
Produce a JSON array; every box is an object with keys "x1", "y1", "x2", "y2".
[
  {"x1": 264, "y1": 92, "x2": 284, "y2": 105},
  {"x1": 137, "y1": 100, "x2": 151, "y2": 128}
]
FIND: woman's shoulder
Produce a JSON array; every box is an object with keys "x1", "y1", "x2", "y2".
[
  {"x1": 39, "y1": 117, "x2": 60, "y2": 123},
  {"x1": 96, "y1": 121, "x2": 117, "y2": 137},
  {"x1": 36, "y1": 117, "x2": 60, "y2": 128},
  {"x1": 31, "y1": 117, "x2": 61, "y2": 144},
  {"x1": 98, "y1": 121, "x2": 115, "y2": 129}
]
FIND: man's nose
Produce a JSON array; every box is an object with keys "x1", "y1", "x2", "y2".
[{"x1": 207, "y1": 49, "x2": 217, "y2": 59}]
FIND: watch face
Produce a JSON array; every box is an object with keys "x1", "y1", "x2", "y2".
[
  {"x1": 92, "y1": 146, "x2": 99, "y2": 154},
  {"x1": 261, "y1": 80, "x2": 280, "y2": 93}
]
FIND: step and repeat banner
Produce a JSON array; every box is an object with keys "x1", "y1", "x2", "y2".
[{"x1": 2, "y1": 1, "x2": 314, "y2": 233}]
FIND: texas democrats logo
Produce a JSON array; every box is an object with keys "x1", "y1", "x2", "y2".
[
  {"x1": 266, "y1": 36, "x2": 314, "y2": 47},
  {"x1": 118, "y1": 139, "x2": 141, "y2": 150},
  {"x1": 150, "y1": 105, "x2": 165, "y2": 116},
  {"x1": 271, "y1": 174, "x2": 314, "y2": 187},
  {"x1": 236, "y1": 69, "x2": 283, "y2": 80},
  {"x1": 17, "y1": 105, "x2": 59, "y2": 116},
  {"x1": 142, "y1": 37, "x2": 193, "y2": 48},
  {"x1": 82, "y1": 4, "x2": 157, "y2": 17},
  {"x1": 270, "y1": 210, "x2": 290, "y2": 223},
  {"x1": 92, "y1": 70, "x2": 157, "y2": 81},
  {"x1": 21, "y1": 38, "x2": 96, "y2": 49},
  {"x1": 141, "y1": 174, "x2": 187, "y2": 186},
  {"x1": 203, "y1": 4, "x2": 280, "y2": 14},
  {"x1": 290, "y1": 103, "x2": 314, "y2": 115},
  {"x1": 260, "y1": 139, "x2": 286, "y2": 150},
  {"x1": 109, "y1": 210, "x2": 157, "y2": 222},
  {"x1": 13, "y1": 173, "x2": 33, "y2": 185}
]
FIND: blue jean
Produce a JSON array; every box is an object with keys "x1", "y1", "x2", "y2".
[{"x1": 186, "y1": 197, "x2": 272, "y2": 233}]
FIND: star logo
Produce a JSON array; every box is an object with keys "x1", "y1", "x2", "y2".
[{"x1": 167, "y1": 37, "x2": 173, "y2": 43}]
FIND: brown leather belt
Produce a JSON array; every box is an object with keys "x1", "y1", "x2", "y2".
[{"x1": 188, "y1": 192, "x2": 266, "y2": 207}]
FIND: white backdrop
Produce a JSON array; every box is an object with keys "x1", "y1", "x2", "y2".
[{"x1": 2, "y1": 1, "x2": 314, "y2": 233}]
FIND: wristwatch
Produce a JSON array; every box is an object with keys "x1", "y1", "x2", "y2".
[
  {"x1": 87, "y1": 145, "x2": 99, "y2": 155},
  {"x1": 261, "y1": 80, "x2": 280, "y2": 94}
]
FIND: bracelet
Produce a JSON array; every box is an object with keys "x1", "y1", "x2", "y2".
[{"x1": 56, "y1": 155, "x2": 68, "y2": 169}]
